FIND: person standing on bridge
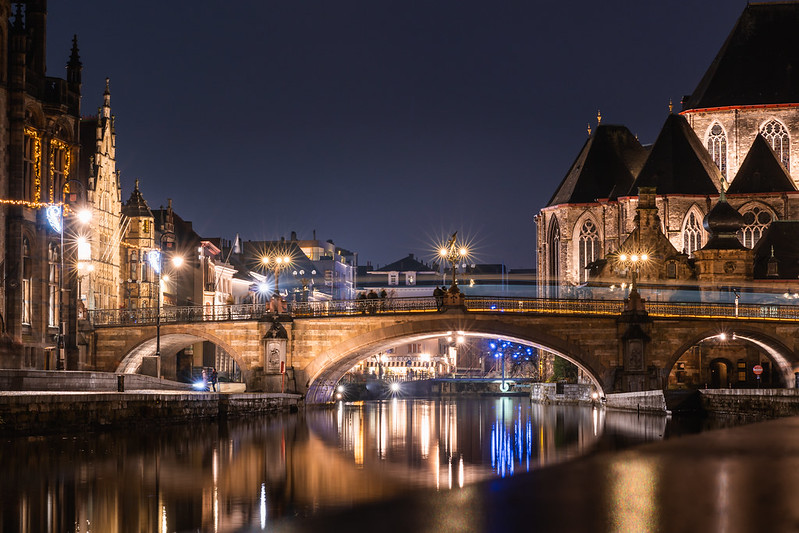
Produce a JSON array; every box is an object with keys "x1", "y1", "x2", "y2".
[{"x1": 210, "y1": 367, "x2": 219, "y2": 392}]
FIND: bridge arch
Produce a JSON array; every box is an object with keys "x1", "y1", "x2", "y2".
[
  {"x1": 115, "y1": 325, "x2": 249, "y2": 382},
  {"x1": 302, "y1": 315, "x2": 613, "y2": 403},
  {"x1": 665, "y1": 326, "x2": 798, "y2": 387}
]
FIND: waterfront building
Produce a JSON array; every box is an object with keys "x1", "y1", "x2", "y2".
[{"x1": 536, "y1": 3, "x2": 799, "y2": 302}]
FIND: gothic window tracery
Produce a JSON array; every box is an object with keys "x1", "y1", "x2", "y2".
[
  {"x1": 577, "y1": 219, "x2": 600, "y2": 283},
  {"x1": 761, "y1": 119, "x2": 790, "y2": 169},
  {"x1": 738, "y1": 205, "x2": 773, "y2": 249},
  {"x1": 706, "y1": 122, "x2": 727, "y2": 179},
  {"x1": 682, "y1": 211, "x2": 703, "y2": 256}
]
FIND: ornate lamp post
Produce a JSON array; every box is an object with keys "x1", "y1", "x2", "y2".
[
  {"x1": 261, "y1": 252, "x2": 292, "y2": 315},
  {"x1": 47, "y1": 179, "x2": 92, "y2": 369},
  {"x1": 616, "y1": 252, "x2": 649, "y2": 294},
  {"x1": 148, "y1": 231, "x2": 179, "y2": 378},
  {"x1": 439, "y1": 232, "x2": 468, "y2": 292}
]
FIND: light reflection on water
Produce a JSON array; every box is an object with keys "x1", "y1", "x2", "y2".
[{"x1": 0, "y1": 397, "x2": 669, "y2": 532}]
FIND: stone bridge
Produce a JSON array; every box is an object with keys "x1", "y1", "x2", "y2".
[{"x1": 88, "y1": 296, "x2": 799, "y2": 403}]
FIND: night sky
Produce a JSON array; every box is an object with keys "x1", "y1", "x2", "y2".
[{"x1": 46, "y1": 1, "x2": 743, "y2": 269}]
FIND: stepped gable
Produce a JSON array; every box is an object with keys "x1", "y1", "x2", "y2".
[
  {"x1": 683, "y1": 3, "x2": 799, "y2": 110},
  {"x1": 630, "y1": 114, "x2": 722, "y2": 195},
  {"x1": 547, "y1": 124, "x2": 648, "y2": 206},
  {"x1": 752, "y1": 220, "x2": 799, "y2": 278},
  {"x1": 727, "y1": 134, "x2": 797, "y2": 194},
  {"x1": 121, "y1": 180, "x2": 153, "y2": 218}
]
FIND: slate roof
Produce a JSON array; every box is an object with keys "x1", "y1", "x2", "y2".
[
  {"x1": 630, "y1": 114, "x2": 722, "y2": 195},
  {"x1": 547, "y1": 124, "x2": 648, "y2": 206},
  {"x1": 121, "y1": 180, "x2": 153, "y2": 218},
  {"x1": 701, "y1": 194, "x2": 747, "y2": 250},
  {"x1": 753, "y1": 220, "x2": 799, "y2": 278},
  {"x1": 374, "y1": 254, "x2": 436, "y2": 273},
  {"x1": 683, "y1": 3, "x2": 799, "y2": 110},
  {"x1": 727, "y1": 134, "x2": 797, "y2": 194}
]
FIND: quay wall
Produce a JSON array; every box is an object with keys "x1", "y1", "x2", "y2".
[
  {"x1": 0, "y1": 369, "x2": 192, "y2": 392},
  {"x1": 530, "y1": 383, "x2": 594, "y2": 405},
  {"x1": 699, "y1": 389, "x2": 799, "y2": 419},
  {"x1": 604, "y1": 390, "x2": 669, "y2": 413},
  {"x1": 0, "y1": 392, "x2": 303, "y2": 434}
]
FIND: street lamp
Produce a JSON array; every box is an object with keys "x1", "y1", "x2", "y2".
[
  {"x1": 47, "y1": 179, "x2": 92, "y2": 369},
  {"x1": 148, "y1": 231, "x2": 180, "y2": 378},
  {"x1": 439, "y1": 232, "x2": 469, "y2": 292},
  {"x1": 261, "y1": 253, "x2": 292, "y2": 296},
  {"x1": 616, "y1": 252, "x2": 649, "y2": 294}
]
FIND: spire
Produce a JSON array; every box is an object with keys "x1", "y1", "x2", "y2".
[
  {"x1": 668, "y1": 98, "x2": 673, "y2": 114},
  {"x1": 587, "y1": 123, "x2": 592, "y2": 136},
  {"x1": 67, "y1": 35, "x2": 83, "y2": 86},
  {"x1": 596, "y1": 109, "x2": 602, "y2": 124},
  {"x1": 12, "y1": 3, "x2": 23, "y2": 31},
  {"x1": 102, "y1": 77, "x2": 111, "y2": 118}
]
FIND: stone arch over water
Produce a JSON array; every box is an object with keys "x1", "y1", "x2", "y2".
[{"x1": 302, "y1": 315, "x2": 612, "y2": 403}]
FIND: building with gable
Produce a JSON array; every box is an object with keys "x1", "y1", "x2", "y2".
[{"x1": 537, "y1": 3, "x2": 799, "y2": 301}]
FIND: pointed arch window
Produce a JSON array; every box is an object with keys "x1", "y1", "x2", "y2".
[
  {"x1": 548, "y1": 219, "x2": 560, "y2": 297},
  {"x1": 682, "y1": 211, "x2": 703, "y2": 256},
  {"x1": 761, "y1": 119, "x2": 790, "y2": 170},
  {"x1": 738, "y1": 205, "x2": 773, "y2": 249},
  {"x1": 706, "y1": 122, "x2": 727, "y2": 180},
  {"x1": 48, "y1": 243, "x2": 60, "y2": 327},
  {"x1": 577, "y1": 219, "x2": 600, "y2": 283},
  {"x1": 22, "y1": 237, "x2": 32, "y2": 325}
]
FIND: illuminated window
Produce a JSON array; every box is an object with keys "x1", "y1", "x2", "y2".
[
  {"x1": 23, "y1": 133, "x2": 35, "y2": 200},
  {"x1": 548, "y1": 218, "x2": 560, "y2": 295},
  {"x1": 738, "y1": 205, "x2": 772, "y2": 249},
  {"x1": 761, "y1": 119, "x2": 790, "y2": 169},
  {"x1": 706, "y1": 122, "x2": 727, "y2": 180},
  {"x1": 51, "y1": 143, "x2": 66, "y2": 203},
  {"x1": 682, "y1": 211, "x2": 703, "y2": 256},
  {"x1": 142, "y1": 220, "x2": 150, "y2": 234},
  {"x1": 577, "y1": 219, "x2": 600, "y2": 283},
  {"x1": 22, "y1": 237, "x2": 31, "y2": 325},
  {"x1": 388, "y1": 272, "x2": 398, "y2": 286},
  {"x1": 48, "y1": 243, "x2": 60, "y2": 327}
]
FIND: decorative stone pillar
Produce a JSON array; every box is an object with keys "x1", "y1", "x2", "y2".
[
  {"x1": 617, "y1": 292, "x2": 653, "y2": 392},
  {"x1": 261, "y1": 316, "x2": 289, "y2": 393}
]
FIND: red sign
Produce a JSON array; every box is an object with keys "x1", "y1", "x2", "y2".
[{"x1": 753, "y1": 364, "x2": 763, "y2": 376}]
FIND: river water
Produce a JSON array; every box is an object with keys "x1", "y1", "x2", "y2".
[{"x1": 1, "y1": 397, "x2": 707, "y2": 532}]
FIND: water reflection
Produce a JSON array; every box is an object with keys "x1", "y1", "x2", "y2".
[{"x1": 0, "y1": 398, "x2": 669, "y2": 532}]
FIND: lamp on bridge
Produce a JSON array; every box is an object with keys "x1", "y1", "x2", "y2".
[
  {"x1": 439, "y1": 232, "x2": 469, "y2": 293},
  {"x1": 261, "y1": 252, "x2": 292, "y2": 313},
  {"x1": 148, "y1": 231, "x2": 183, "y2": 378},
  {"x1": 47, "y1": 179, "x2": 92, "y2": 370},
  {"x1": 615, "y1": 251, "x2": 650, "y2": 312}
]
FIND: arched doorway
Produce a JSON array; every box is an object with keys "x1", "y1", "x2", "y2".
[{"x1": 709, "y1": 358, "x2": 732, "y2": 388}]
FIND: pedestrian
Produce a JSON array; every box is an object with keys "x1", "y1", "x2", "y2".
[
  {"x1": 367, "y1": 289, "x2": 378, "y2": 314},
  {"x1": 201, "y1": 368, "x2": 208, "y2": 390},
  {"x1": 210, "y1": 367, "x2": 219, "y2": 392}
]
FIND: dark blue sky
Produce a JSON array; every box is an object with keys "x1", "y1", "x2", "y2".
[{"x1": 46, "y1": 1, "x2": 743, "y2": 268}]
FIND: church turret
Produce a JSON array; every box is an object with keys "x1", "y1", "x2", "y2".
[
  {"x1": 25, "y1": 0, "x2": 47, "y2": 78},
  {"x1": 67, "y1": 34, "x2": 82, "y2": 87},
  {"x1": 692, "y1": 183, "x2": 753, "y2": 296}
]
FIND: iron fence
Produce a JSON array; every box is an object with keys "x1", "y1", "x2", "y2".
[{"x1": 87, "y1": 295, "x2": 799, "y2": 327}]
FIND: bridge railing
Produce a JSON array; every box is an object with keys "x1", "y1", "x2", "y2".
[{"x1": 87, "y1": 295, "x2": 799, "y2": 327}]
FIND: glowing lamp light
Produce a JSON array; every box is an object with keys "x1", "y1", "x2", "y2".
[
  {"x1": 631, "y1": 254, "x2": 639, "y2": 262},
  {"x1": 619, "y1": 253, "x2": 627, "y2": 262},
  {"x1": 147, "y1": 250, "x2": 161, "y2": 273},
  {"x1": 389, "y1": 382, "x2": 400, "y2": 392},
  {"x1": 641, "y1": 253, "x2": 649, "y2": 261},
  {"x1": 337, "y1": 385, "x2": 345, "y2": 393},
  {"x1": 76, "y1": 209, "x2": 92, "y2": 225},
  {"x1": 172, "y1": 256, "x2": 184, "y2": 268},
  {"x1": 46, "y1": 205, "x2": 63, "y2": 233},
  {"x1": 76, "y1": 237, "x2": 91, "y2": 261},
  {"x1": 257, "y1": 282, "x2": 270, "y2": 294},
  {"x1": 439, "y1": 248, "x2": 448, "y2": 257},
  {"x1": 459, "y1": 247, "x2": 468, "y2": 256}
]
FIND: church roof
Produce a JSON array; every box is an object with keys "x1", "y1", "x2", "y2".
[
  {"x1": 683, "y1": 3, "x2": 799, "y2": 110},
  {"x1": 121, "y1": 180, "x2": 153, "y2": 218},
  {"x1": 630, "y1": 114, "x2": 722, "y2": 195},
  {"x1": 752, "y1": 221, "x2": 799, "y2": 278},
  {"x1": 373, "y1": 253, "x2": 436, "y2": 273},
  {"x1": 726, "y1": 134, "x2": 797, "y2": 194},
  {"x1": 547, "y1": 124, "x2": 648, "y2": 206}
]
